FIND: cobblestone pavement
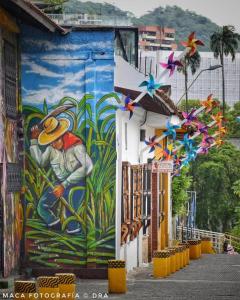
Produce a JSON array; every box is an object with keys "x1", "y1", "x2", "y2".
[
  {"x1": 76, "y1": 254, "x2": 240, "y2": 300},
  {"x1": 0, "y1": 254, "x2": 239, "y2": 300}
]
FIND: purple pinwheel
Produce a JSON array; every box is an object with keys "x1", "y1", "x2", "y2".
[
  {"x1": 145, "y1": 135, "x2": 161, "y2": 153},
  {"x1": 163, "y1": 121, "x2": 180, "y2": 140},
  {"x1": 182, "y1": 109, "x2": 198, "y2": 126},
  {"x1": 139, "y1": 74, "x2": 162, "y2": 97},
  {"x1": 120, "y1": 95, "x2": 140, "y2": 119},
  {"x1": 197, "y1": 122, "x2": 209, "y2": 136},
  {"x1": 201, "y1": 135, "x2": 215, "y2": 147},
  {"x1": 198, "y1": 145, "x2": 209, "y2": 155},
  {"x1": 160, "y1": 52, "x2": 183, "y2": 77}
]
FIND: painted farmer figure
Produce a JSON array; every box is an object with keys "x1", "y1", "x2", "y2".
[{"x1": 30, "y1": 116, "x2": 93, "y2": 234}]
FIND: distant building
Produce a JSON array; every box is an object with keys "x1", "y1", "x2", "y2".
[
  {"x1": 139, "y1": 26, "x2": 177, "y2": 51},
  {"x1": 138, "y1": 50, "x2": 240, "y2": 107}
]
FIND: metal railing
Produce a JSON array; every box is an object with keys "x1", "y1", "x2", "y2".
[
  {"x1": 47, "y1": 14, "x2": 133, "y2": 27},
  {"x1": 224, "y1": 232, "x2": 240, "y2": 252},
  {"x1": 177, "y1": 226, "x2": 225, "y2": 253}
]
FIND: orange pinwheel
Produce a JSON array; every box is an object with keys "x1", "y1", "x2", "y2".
[
  {"x1": 211, "y1": 112, "x2": 224, "y2": 125},
  {"x1": 201, "y1": 94, "x2": 219, "y2": 113},
  {"x1": 215, "y1": 137, "x2": 224, "y2": 147},
  {"x1": 181, "y1": 32, "x2": 204, "y2": 56},
  {"x1": 215, "y1": 126, "x2": 227, "y2": 136}
]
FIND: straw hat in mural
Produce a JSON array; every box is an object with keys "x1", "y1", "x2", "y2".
[{"x1": 38, "y1": 116, "x2": 70, "y2": 146}]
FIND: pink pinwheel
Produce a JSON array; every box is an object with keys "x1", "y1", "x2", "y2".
[
  {"x1": 182, "y1": 109, "x2": 198, "y2": 126},
  {"x1": 181, "y1": 32, "x2": 204, "y2": 56},
  {"x1": 121, "y1": 95, "x2": 140, "y2": 119},
  {"x1": 197, "y1": 122, "x2": 209, "y2": 136},
  {"x1": 145, "y1": 135, "x2": 162, "y2": 153},
  {"x1": 160, "y1": 52, "x2": 183, "y2": 76}
]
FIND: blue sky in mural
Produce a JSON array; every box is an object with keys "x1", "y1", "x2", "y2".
[{"x1": 21, "y1": 27, "x2": 115, "y2": 109}]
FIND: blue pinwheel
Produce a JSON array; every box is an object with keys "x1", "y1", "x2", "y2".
[
  {"x1": 187, "y1": 144, "x2": 198, "y2": 161},
  {"x1": 182, "y1": 109, "x2": 198, "y2": 126},
  {"x1": 145, "y1": 135, "x2": 161, "y2": 153},
  {"x1": 236, "y1": 116, "x2": 240, "y2": 122},
  {"x1": 163, "y1": 121, "x2": 180, "y2": 140},
  {"x1": 120, "y1": 95, "x2": 140, "y2": 119},
  {"x1": 160, "y1": 52, "x2": 183, "y2": 76},
  {"x1": 139, "y1": 74, "x2": 162, "y2": 97},
  {"x1": 180, "y1": 134, "x2": 195, "y2": 151}
]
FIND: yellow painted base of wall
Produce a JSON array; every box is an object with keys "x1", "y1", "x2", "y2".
[{"x1": 108, "y1": 268, "x2": 127, "y2": 293}]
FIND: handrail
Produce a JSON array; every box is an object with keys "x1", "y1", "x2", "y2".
[
  {"x1": 224, "y1": 232, "x2": 240, "y2": 252},
  {"x1": 176, "y1": 226, "x2": 225, "y2": 253}
]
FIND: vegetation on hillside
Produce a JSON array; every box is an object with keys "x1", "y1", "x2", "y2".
[
  {"x1": 133, "y1": 6, "x2": 219, "y2": 51},
  {"x1": 57, "y1": 2, "x2": 220, "y2": 51}
]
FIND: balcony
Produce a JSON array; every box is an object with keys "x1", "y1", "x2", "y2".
[{"x1": 47, "y1": 13, "x2": 133, "y2": 27}]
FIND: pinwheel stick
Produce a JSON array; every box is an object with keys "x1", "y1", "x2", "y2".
[{"x1": 132, "y1": 90, "x2": 148, "y2": 104}]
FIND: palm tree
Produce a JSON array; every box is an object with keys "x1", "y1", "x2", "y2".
[
  {"x1": 210, "y1": 25, "x2": 240, "y2": 116},
  {"x1": 178, "y1": 51, "x2": 201, "y2": 112}
]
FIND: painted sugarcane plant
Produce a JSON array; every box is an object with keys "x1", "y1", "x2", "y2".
[{"x1": 23, "y1": 92, "x2": 120, "y2": 267}]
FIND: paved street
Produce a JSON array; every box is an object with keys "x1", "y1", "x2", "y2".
[{"x1": 77, "y1": 254, "x2": 240, "y2": 300}]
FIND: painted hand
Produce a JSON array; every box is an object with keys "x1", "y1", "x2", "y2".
[
  {"x1": 53, "y1": 185, "x2": 65, "y2": 198},
  {"x1": 31, "y1": 125, "x2": 41, "y2": 139}
]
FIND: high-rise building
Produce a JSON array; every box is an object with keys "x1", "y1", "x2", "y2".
[
  {"x1": 139, "y1": 26, "x2": 177, "y2": 51},
  {"x1": 138, "y1": 50, "x2": 240, "y2": 107}
]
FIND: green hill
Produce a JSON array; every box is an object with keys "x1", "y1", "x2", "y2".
[
  {"x1": 61, "y1": 1, "x2": 219, "y2": 51},
  {"x1": 133, "y1": 6, "x2": 220, "y2": 51}
]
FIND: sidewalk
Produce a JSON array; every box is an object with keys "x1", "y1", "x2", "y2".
[
  {"x1": 76, "y1": 254, "x2": 240, "y2": 300},
  {"x1": 1, "y1": 254, "x2": 239, "y2": 300}
]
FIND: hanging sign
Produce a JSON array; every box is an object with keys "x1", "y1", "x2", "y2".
[{"x1": 152, "y1": 160, "x2": 173, "y2": 173}]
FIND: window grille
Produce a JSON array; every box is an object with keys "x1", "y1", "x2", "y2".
[{"x1": 4, "y1": 40, "x2": 17, "y2": 118}]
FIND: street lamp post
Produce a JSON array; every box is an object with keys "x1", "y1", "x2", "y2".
[{"x1": 177, "y1": 64, "x2": 223, "y2": 111}]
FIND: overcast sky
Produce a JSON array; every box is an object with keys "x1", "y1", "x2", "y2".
[{"x1": 81, "y1": 0, "x2": 240, "y2": 30}]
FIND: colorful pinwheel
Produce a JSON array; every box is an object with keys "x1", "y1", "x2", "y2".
[
  {"x1": 215, "y1": 126, "x2": 227, "y2": 136},
  {"x1": 163, "y1": 143, "x2": 175, "y2": 160},
  {"x1": 180, "y1": 134, "x2": 195, "y2": 151},
  {"x1": 139, "y1": 74, "x2": 162, "y2": 97},
  {"x1": 160, "y1": 52, "x2": 183, "y2": 76},
  {"x1": 197, "y1": 122, "x2": 209, "y2": 136},
  {"x1": 186, "y1": 144, "x2": 198, "y2": 161},
  {"x1": 181, "y1": 32, "x2": 204, "y2": 56},
  {"x1": 163, "y1": 121, "x2": 180, "y2": 140},
  {"x1": 201, "y1": 94, "x2": 219, "y2": 113},
  {"x1": 215, "y1": 137, "x2": 224, "y2": 147},
  {"x1": 211, "y1": 112, "x2": 224, "y2": 125},
  {"x1": 198, "y1": 145, "x2": 210, "y2": 155},
  {"x1": 155, "y1": 147, "x2": 167, "y2": 160},
  {"x1": 145, "y1": 135, "x2": 161, "y2": 153},
  {"x1": 120, "y1": 95, "x2": 140, "y2": 119},
  {"x1": 201, "y1": 135, "x2": 215, "y2": 147},
  {"x1": 182, "y1": 109, "x2": 198, "y2": 126}
]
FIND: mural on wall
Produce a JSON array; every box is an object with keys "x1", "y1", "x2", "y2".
[{"x1": 21, "y1": 26, "x2": 119, "y2": 268}]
